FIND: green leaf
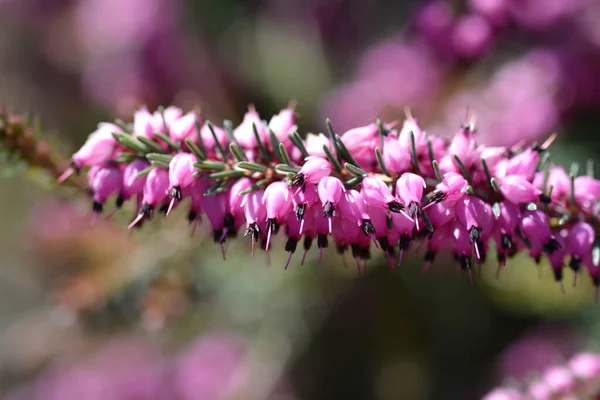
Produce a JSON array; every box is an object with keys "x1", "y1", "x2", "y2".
[
  {"x1": 114, "y1": 119, "x2": 133, "y2": 134},
  {"x1": 237, "y1": 161, "x2": 268, "y2": 173},
  {"x1": 453, "y1": 154, "x2": 472, "y2": 182},
  {"x1": 193, "y1": 160, "x2": 227, "y2": 171},
  {"x1": 137, "y1": 136, "x2": 166, "y2": 154},
  {"x1": 112, "y1": 132, "x2": 149, "y2": 154},
  {"x1": 375, "y1": 147, "x2": 391, "y2": 177},
  {"x1": 113, "y1": 153, "x2": 139, "y2": 163},
  {"x1": 410, "y1": 132, "x2": 420, "y2": 172},
  {"x1": 270, "y1": 129, "x2": 284, "y2": 163},
  {"x1": 322, "y1": 144, "x2": 342, "y2": 172},
  {"x1": 239, "y1": 178, "x2": 269, "y2": 195},
  {"x1": 289, "y1": 131, "x2": 309, "y2": 159},
  {"x1": 206, "y1": 121, "x2": 227, "y2": 158},
  {"x1": 276, "y1": 164, "x2": 300, "y2": 174},
  {"x1": 208, "y1": 170, "x2": 246, "y2": 179},
  {"x1": 194, "y1": 120, "x2": 207, "y2": 159},
  {"x1": 150, "y1": 160, "x2": 170, "y2": 168},
  {"x1": 152, "y1": 132, "x2": 180, "y2": 151},
  {"x1": 224, "y1": 119, "x2": 242, "y2": 150},
  {"x1": 344, "y1": 162, "x2": 366, "y2": 176},
  {"x1": 252, "y1": 122, "x2": 271, "y2": 162},
  {"x1": 229, "y1": 143, "x2": 247, "y2": 162},
  {"x1": 136, "y1": 165, "x2": 155, "y2": 178},
  {"x1": 344, "y1": 175, "x2": 364, "y2": 188},
  {"x1": 278, "y1": 143, "x2": 293, "y2": 166},
  {"x1": 146, "y1": 153, "x2": 173, "y2": 164},
  {"x1": 185, "y1": 138, "x2": 206, "y2": 161}
]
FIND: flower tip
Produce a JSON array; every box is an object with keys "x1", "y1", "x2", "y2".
[
  {"x1": 166, "y1": 197, "x2": 177, "y2": 216},
  {"x1": 57, "y1": 168, "x2": 74, "y2": 184},
  {"x1": 128, "y1": 213, "x2": 145, "y2": 229}
]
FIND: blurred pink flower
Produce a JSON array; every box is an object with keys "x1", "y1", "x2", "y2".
[{"x1": 174, "y1": 333, "x2": 247, "y2": 400}]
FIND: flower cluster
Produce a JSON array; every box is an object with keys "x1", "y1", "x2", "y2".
[
  {"x1": 484, "y1": 352, "x2": 600, "y2": 399},
  {"x1": 59, "y1": 104, "x2": 600, "y2": 290}
]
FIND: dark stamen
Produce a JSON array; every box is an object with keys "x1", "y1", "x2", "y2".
[
  {"x1": 360, "y1": 220, "x2": 376, "y2": 236},
  {"x1": 296, "y1": 204, "x2": 306, "y2": 220},
  {"x1": 169, "y1": 186, "x2": 182, "y2": 201},
  {"x1": 408, "y1": 202, "x2": 421, "y2": 220},
  {"x1": 543, "y1": 237, "x2": 561, "y2": 255},
  {"x1": 285, "y1": 237, "x2": 298, "y2": 253},
  {"x1": 428, "y1": 190, "x2": 446, "y2": 204},
  {"x1": 317, "y1": 234, "x2": 328, "y2": 249},
  {"x1": 303, "y1": 236, "x2": 313, "y2": 251},
  {"x1": 425, "y1": 250, "x2": 436, "y2": 263},
  {"x1": 292, "y1": 172, "x2": 305, "y2": 188},
  {"x1": 187, "y1": 210, "x2": 198, "y2": 223},
  {"x1": 115, "y1": 194, "x2": 125, "y2": 208},
  {"x1": 92, "y1": 201, "x2": 103, "y2": 213},
  {"x1": 468, "y1": 226, "x2": 481, "y2": 244},
  {"x1": 388, "y1": 201, "x2": 404, "y2": 213},
  {"x1": 501, "y1": 233, "x2": 512, "y2": 250},
  {"x1": 399, "y1": 234, "x2": 411, "y2": 250},
  {"x1": 323, "y1": 202, "x2": 335, "y2": 217},
  {"x1": 569, "y1": 257, "x2": 581, "y2": 272},
  {"x1": 553, "y1": 267, "x2": 563, "y2": 282}
]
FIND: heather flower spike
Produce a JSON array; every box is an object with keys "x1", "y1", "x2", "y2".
[
  {"x1": 485, "y1": 351, "x2": 600, "y2": 399},
  {"x1": 61, "y1": 105, "x2": 600, "y2": 298}
]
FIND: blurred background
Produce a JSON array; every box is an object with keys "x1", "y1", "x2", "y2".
[{"x1": 1, "y1": 0, "x2": 600, "y2": 399}]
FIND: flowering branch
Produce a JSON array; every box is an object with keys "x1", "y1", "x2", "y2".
[
  {"x1": 0, "y1": 107, "x2": 86, "y2": 189},
  {"x1": 484, "y1": 352, "x2": 600, "y2": 399},
  {"x1": 58, "y1": 104, "x2": 600, "y2": 296}
]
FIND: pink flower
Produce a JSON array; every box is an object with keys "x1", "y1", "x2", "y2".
[
  {"x1": 293, "y1": 157, "x2": 332, "y2": 188},
  {"x1": 199, "y1": 122, "x2": 228, "y2": 158},
  {"x1": 396, "y1": 173, "x2": 426, "y2": 229},
  {"x1": 398, "y1": 116, "x2": 426, "y2": 154},
  {"x1": 122, "y1": 159, "x2": 149, "y2": 200},
  {"x1": 72, "y1": 123, "x2": 119, "y2": 168},
  {"x1": 317, "y1": 176, "x2": 346, "y2": 233},
  {"x1": 497, "y1": 148, "x2": 539, "y2": 181},
  {"x1": 382, "y1": 137, "x2": 411, "y2": 174},
  {"x1": 455, "y1": 196, "x2": 491, "y2": 260},
  {"x1": 133, "y1": 107, "x2": 160, "y2": 139},
  {"x1": 340, "y1": 123, "x2": 381, "y2": 167},
  {"x1": 234, "y1": 106, "x2": 267, "y2": 149},
  {"x1": 154, "y1": 106, "x2": 183, "y2": 133},
  {"x1": 338, "y1": 190, "x2": 375, "y2": 238},
  {"x1": 568, "y1": 353, "x2": 600, "y2": 381},
  {"x1": 574, "y1": 176, "x2": 600, "y2": 210},
  {"x1": 533, "y1": 166, "x2": 570, "y2": 201},
  {"x1": 519, "y1": 210, "x2": 560, "y2": 259},
  {"x1": 168, "y1": 153, "x2": 196, "y2": 190},
  {"x1": 542, "y1": 366, "x2": 574, "y2": 395},
  {"x1": 228, "y1": 178, "x2": 253, "y2": 217},
  {"x1": 482, "y1": 388, "x2": 523, "y2": 400},
  {"x1": 170, "y1": 112, "x2": 200, "y2": 142},
  {"x1": 567, "y1": 222, "x2": 595, "y2": 273},
  {"x1": 498, "y1": 175, "x2": 542, "y2": 204},
  {"x1": 292, "y1": 183, "x2": 318, "y2": 234},
  {"x1": 142, "y1": 168, "x2": 169, "y2": 207},
  {"x1": 305, "y1": 133, "x2": 333, "y2": 158},
  {"x1": 262, "y1": 181, "x2": 293, "y2": 250},
  {"x1": 361, "y1": 176, "x2": 404, "y2": 214},
  {"x1": 90, "y1": 165, "x2": 122, "y2": 213},
  {"x1": 242, "y1": 190, "x2": 266, "y2": 254},
  {"x1": 268, "y1": 107, "x2": 296, "y2": 147},
  {"x1": 166, "y1": 153, "x2": 197, "y2": 215},
  {"x1": 435, "y1": 172, "x2": 468, "y2": 204}
]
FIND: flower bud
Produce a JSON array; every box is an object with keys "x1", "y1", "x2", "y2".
[{"x1": 72, "y1": 123, "x2": 119, "y2": 168}]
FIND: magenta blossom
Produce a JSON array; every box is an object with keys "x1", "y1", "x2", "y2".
[{"x1": 60, "y1": 105, "x2": 600, "y2": 291}]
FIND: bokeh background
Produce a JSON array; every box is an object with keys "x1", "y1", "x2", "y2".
[{"x1": 1, "y1": 0, "x2": 600, "y2": 399}]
